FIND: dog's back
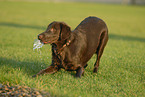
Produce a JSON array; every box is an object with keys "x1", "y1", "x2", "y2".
[{"x1": 73, "y1": 16, "x2": 108, "y2": 65}]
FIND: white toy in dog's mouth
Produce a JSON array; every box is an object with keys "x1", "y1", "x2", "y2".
[{"x1": 33, "y1": 39, "x2": 44, "y2": 50}]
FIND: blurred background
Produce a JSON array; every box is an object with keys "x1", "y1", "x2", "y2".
[{"x1": 7, "y1": 0, "x2": 145, "y2": 5}]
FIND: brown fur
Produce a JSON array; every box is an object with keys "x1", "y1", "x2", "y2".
[{"x1": 32, "y1": 16, "x2": 108, "y2": 78}]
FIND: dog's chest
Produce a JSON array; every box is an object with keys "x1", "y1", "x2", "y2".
[
  {"x1": 61, "y1": 49, "x2": 81, "y2": 71},
  {"x1": 52, "y1": 42, "x2": 81, "y2": 71}
]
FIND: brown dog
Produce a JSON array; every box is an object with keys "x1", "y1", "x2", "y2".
[{"x1": 33, "y1": 16, "x2": 108, "y2": 78}]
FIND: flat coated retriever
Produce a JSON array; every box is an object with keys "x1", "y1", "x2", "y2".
[{"x1": 33, "y1": 16, "x2": 108, "y2": 78}]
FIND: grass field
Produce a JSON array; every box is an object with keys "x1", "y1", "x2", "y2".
[{"x1": 0, "y1": 1, "x2": 145, "y2": 97}]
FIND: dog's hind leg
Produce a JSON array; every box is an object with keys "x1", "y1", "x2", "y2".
[{"x1": 93, "y1": 31, "x2": 108, "y2": 73}]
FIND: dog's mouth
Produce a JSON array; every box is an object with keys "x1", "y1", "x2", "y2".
[
  {"x1": 38, "y1": 35, "x2": 59, "y2": 44},
  {"x1": 43, "y1": 41, "x2": 49, "y2": 44},
  {"x1": 39, "y1": 39, "x2": 58, "y2": 44},
  {"x1": 39, "y1": 40, "x2": 51, "y2": 44}
]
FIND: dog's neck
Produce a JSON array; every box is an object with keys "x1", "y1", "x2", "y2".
[
  {"x1": 52, "y1": 39, "x2": 71, "y2": 51},
  {"x1": 52, "y1": 33, "x2": 74, "y2": 54}
]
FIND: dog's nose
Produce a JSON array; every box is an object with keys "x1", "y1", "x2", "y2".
[{"x1": 38, "y1": 34, "x2": 43, "y2": 40}]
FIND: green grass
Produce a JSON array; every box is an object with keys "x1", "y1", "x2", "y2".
[{"x1": 0, "y1": 1, "x2": 145, "y2": 97}]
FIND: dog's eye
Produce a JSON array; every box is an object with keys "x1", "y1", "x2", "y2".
[
  {"x1": 50, "y1": 28, "x2": 56, "y2": 33},
  {"x1": 50, "y1": 28, "x2": 54, "y2": 32}
]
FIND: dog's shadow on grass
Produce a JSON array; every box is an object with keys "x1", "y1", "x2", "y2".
[
  {"x1": 0, "y1": 22, "x2": 46, "y2": 30},
  {"x1": 109, "y1": 34, "x2": 145, "y2": 42},
  {"x1": 0, "y1": 57, "x2": 78, "y2": 78},
  {"x1": 0, "y1": 57, "x2": 49, "y2": 77}
]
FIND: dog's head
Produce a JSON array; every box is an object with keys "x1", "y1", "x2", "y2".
[{"x1": 38, "y1": 22, "x2": 71, "y2": 44}]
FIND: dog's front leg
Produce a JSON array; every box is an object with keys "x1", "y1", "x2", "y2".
[
  {"x1": 32, "y1": 65, "x2": 59, "y2": 77},
  {"x1": 75, "y1": 67, "x2": 84, "y2": 78}
]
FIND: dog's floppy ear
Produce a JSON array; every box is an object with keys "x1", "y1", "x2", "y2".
[{"x1": 59, "y1": 22, "x2": 71, "y2": 41}]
